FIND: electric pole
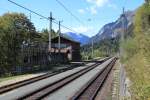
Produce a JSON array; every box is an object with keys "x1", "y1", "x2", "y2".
[
  {"x1": 29, "y1": 12, "x2": 31, "y2": 21},
  {"x1": 49, "y1": 12, "x2": 54, "y2": 52},
  {"x1": 120, "y1": 7, "x2": 126, "y2": 56},
  {"x1": 122, "y1": 7, "x2": 125, "y2": 42},
  {"x1": 58, "y1": 21, "x2": 63, "y2": 52}
]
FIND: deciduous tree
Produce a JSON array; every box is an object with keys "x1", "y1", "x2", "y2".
[{"x1": 0, "y1": 12, "x2": 36, "y2": 74}]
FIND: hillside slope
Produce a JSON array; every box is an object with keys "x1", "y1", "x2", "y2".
[{"x1": 91, "y1": 11, "x2": 135, "y2": 43}]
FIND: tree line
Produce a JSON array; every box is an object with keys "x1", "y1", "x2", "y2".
[
  {"x1": 0, "y1": 12, "x2": 57, "y2": 76},
  {"x1": 81, "y1": 37, "x2": 120, "y2": 60}
]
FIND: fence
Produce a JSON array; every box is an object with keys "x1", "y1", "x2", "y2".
[{"x1": 0, "y1": 43, "x2": 69, "y2": 76}]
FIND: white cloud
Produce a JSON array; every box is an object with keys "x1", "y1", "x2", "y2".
[
  {"x1": 86, "y1": 0, "x2": 110, "y2": 15},
  {"x1": 78, "y1": 0, "x2": 112, "y2": 15},
  {"x1": 78, "y1": 9, "x2": 85, "y2": 14},
  {"x1": 87, "y1": 0, "x2": 109, "y2": 7}
]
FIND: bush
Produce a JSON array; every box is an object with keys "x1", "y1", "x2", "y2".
[{"x1": 122, "y1": 3, "x2": 150, "y2": 99}]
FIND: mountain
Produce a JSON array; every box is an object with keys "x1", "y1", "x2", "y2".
[
  {"x1": 63, "y1": 11, "x2": 135, "y2": 45},
  {"x1": 91, "y1": 11, "x2": 135, "y2": 43},
  {"x1": 63, "y1": 32, "x2": 90, "y2": 45}
]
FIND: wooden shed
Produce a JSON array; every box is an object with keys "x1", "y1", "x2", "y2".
[{"x1": 51, "y1": 35, "x2": 81, "y2": 61}]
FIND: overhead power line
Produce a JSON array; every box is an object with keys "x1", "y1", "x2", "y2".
[
  {"x1": 8, "y1": 0, "x2": 48, "y2": 20},
  {"x1": 7, "y1": 0, "x2": 78, "y2": 33},
  {"x1": 55, "y1": 0, "x2": 85, "y2": 26},
  {"x1": 53, "y1": 20, "x2": 78, "y2": 33}
]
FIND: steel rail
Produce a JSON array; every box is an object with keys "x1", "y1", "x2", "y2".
[
  {"x1": 18, "y1": 58, "x2": 109, "y2": 100},
  {"x1": 71, "y1": 57, "x2": 117, "y2": 100}
]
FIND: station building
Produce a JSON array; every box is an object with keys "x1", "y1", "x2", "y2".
[
  {"x1": 51, "y1": 35, "x2": 81, "y2": 61},
  {"x1": 22, "y1": 34, "x2": 81, "y2": 67}
]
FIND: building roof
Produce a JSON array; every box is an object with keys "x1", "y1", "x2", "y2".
[{"x1": 51, "y1": 34, "x2": 80, "y2": 44}]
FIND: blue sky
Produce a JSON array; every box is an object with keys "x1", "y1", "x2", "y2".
[{"x1": 0, "y1": 0, "x2": 144, "y2": 37}]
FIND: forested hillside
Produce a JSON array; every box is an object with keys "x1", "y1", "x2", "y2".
[
  {"x1": 81, "y1": 9, "x2": 134, "y2": 60},
  {"x1": 81, "y1": 37, "x2": 120, "y2": 60},
  {"x1": 122, "y1": 1, "x2": 150, "y2": 99}
]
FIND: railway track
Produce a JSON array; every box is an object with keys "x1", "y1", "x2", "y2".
[
  {"x1": 0, "y1": 71, "x2": 60, "y2": 94},
  {"x1": 17, "y1": 58, "x2": 109, "y2": 100},
  {"x1": 0, "y1": 58, "x2": 108, "y2": 96},
  {"x1": 0, "y1": 64, "x2": 87, "y2": 94},
  {"x1": 71, "y1": 57, "x2": 117, "y2": 100}
]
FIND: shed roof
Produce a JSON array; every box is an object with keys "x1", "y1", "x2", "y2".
[{"x1": 51, "y1": 34, "x2": 80, "y2": 44}]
